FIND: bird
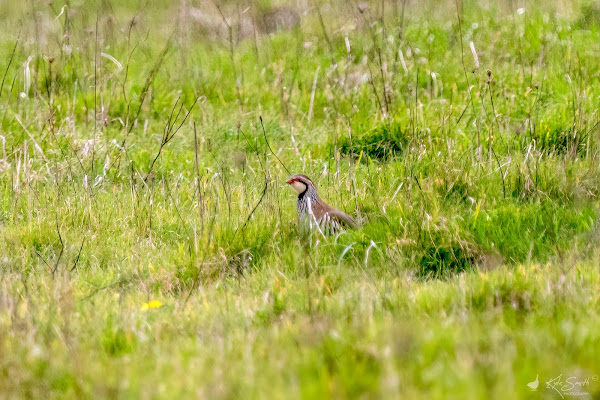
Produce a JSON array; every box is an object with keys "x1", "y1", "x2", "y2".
[
  {"x1": 286, "y1": 174, "x2": 357, "y2": 234},
  {"x1": 527, "y1": 375, "x2": 539, "y2": 391}
]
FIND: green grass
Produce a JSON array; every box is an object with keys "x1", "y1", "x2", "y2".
[{"x1": 1, "y1": 0, "x2": 600, "y2": 398}]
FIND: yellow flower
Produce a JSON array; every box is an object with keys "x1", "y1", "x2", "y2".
[{"x1": 141, "y1": 300, "x2": 163, "y2": 311}]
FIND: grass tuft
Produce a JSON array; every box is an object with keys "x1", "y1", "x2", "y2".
[{"x1": 338, "y1": 121, "x2": 408, "y2": 161}]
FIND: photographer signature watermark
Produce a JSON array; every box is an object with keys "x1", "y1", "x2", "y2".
[{"x1": 527, "y1": 373, "x2": 598, "y2": 398}]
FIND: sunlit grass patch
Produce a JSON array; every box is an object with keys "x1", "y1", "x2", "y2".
[{"x1": 468, "y1": 202, "x2": 597, "y2": 263}]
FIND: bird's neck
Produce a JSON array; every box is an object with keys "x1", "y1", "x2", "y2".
[{"x1": 298, "y1": 185, "x2": 319, "y2": 203}]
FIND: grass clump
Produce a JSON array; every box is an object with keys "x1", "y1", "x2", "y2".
[
  {"x1": 469, "y1": 202, "x2": 596, "y2": 263},
  {"x1": 416, "y1": 215, "x2": 481, "y2": 276},
  {"x1": 418, "y1": 241, "x2": 478, "y2": 276},
  {"x1": 533, "y1": 120, "x2": 588, "y2": 156},
  {"x1": 338, "y1": 121, "x2": 408, "y2": 161},
  {"x1": 577, "y1": 1, "x2": 600, "y2": 28}
]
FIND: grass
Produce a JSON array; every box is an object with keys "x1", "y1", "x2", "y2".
[
  {"x1": 1, "y1": 0, "x2": 600, "y2": 398},
  {"x1": 337, "y1": 121, "x2": 408, "y2": 161}
]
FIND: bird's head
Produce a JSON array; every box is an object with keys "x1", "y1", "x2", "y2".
[{"x1": 286, "y1": 174, "x2": 313, "y2": 194}]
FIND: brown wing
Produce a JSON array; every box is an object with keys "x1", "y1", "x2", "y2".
[
  {"x1": 310, "y1": 200, "x2": 357, "y2": 233},
  {"x1": 327, "y1": 208, "x2": 358, "y2": 229}
]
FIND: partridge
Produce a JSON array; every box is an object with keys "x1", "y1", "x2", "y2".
[{"x1": 286, "y1": 174, "x2": 357, "y2": 233}]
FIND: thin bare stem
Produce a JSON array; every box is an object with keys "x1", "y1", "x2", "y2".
[
  {"x1": 0, "y1": 35, "x2": 19, "y2": 98},
  {"x1": 260, "y1": 116, "x2": 290, "y2": 175}
]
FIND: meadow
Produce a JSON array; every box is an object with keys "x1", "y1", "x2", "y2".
[{"x1": 0, "y1": 0, "x2": 600, "y2": 398}]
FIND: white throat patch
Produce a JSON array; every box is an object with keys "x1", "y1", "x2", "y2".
[{"x1": 290, "y1": 181, "x2": 307, "y2": 194}]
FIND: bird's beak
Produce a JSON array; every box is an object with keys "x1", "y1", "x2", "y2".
[{"x1": 286, "y1": 179, "x2": 294, "y2": 185}]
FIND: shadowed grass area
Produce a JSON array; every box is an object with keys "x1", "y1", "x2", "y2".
[
  {"x1": 0, "y1": 0, "x2": 600, "y2": 398},
  {"x1": 338, "y1": 121, "x2": 408, "y2": 161}
]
